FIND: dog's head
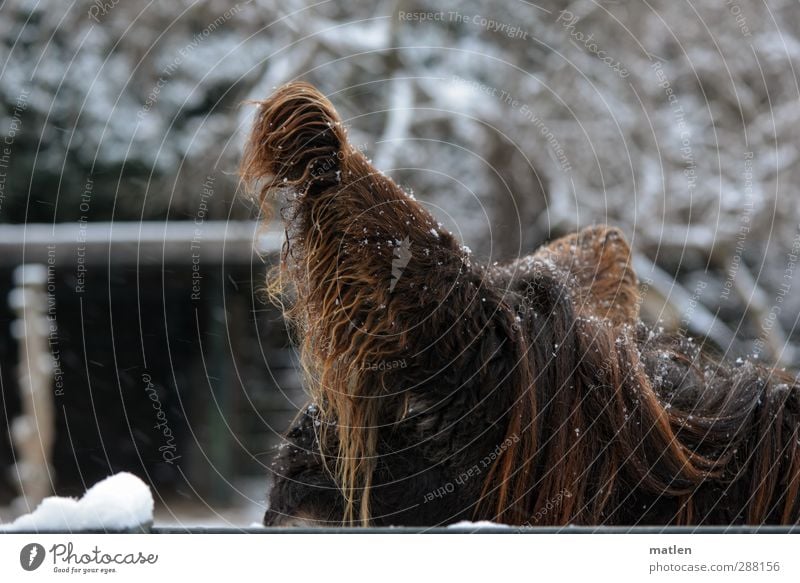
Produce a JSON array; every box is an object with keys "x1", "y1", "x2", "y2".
[{"x1": 263, "y1": 405, "x2": 344, "y2": 527}]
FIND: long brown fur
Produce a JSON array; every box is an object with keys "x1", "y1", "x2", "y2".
[{"x1": 242, "y1": 82, "x2": 800, "y2": 527}]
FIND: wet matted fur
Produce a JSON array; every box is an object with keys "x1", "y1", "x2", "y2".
[{"x1": 240, "y1": 82, "x2": 800, "y2": 527}]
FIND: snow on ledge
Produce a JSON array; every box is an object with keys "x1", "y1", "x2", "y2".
[
  {"x1": 0, "y1": 472, "x2": 154, "y2": 532},
  {"x1": 446, "y1": 520, "x2": 512, "y2": 529}
]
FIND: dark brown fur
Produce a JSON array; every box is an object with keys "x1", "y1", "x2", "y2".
[{"x1": 241, "y1": 82, "x2": 800, "y2": 527}]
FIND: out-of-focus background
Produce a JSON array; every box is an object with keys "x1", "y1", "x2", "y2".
[{"x1": 1, "y1": 0, "x2": 799, "y2": 526}]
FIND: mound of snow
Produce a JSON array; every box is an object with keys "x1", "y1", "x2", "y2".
[
  {"x1": 447, "y1": 520, "x2": 511, "y2": 529},
  {"x1": 0, "y1": 472, "x2": 154, "y2": 532}
]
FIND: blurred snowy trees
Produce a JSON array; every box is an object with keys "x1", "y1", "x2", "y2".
[{"x1": 2, "y1": 0, "x2": 800, "y2": 363}]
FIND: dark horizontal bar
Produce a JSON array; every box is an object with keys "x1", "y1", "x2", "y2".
[
  {"x1": 4, "y1": 525, "x2": 799, "y2": 534},
  {"x1": 0, "y1": 221, "x2": 282, "y2": 266},
  {"x1": 148, "y1": 525, "x2": 800, "y2": 534}
]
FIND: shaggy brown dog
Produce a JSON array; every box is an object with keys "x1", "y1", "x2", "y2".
[{"x1": 241, "y1": 82, "x2": 800, "y2": 527}]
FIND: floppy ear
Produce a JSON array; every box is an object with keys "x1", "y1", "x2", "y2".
[{"x1": 533, "y1": 225, "x2": 639, "y2": 325}]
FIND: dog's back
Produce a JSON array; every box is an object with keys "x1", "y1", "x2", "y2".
[{"x1": 244, "y1": 82, "x2": 800, "y2": 527}]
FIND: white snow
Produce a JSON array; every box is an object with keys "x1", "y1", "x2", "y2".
[
  {"x1": 0, "y1": 472, "x2": 154, "y2": 532},
  {"x1": 447, "y1": 520, "x2": 511, "y2": 529}
]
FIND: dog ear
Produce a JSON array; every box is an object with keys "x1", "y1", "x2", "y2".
[
  {"x1": 534, "y1": 225, "x2": 639, "y2": 325},
  {"x1": 240, "y1": 82, "x2": 347, "y2": 200}
]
